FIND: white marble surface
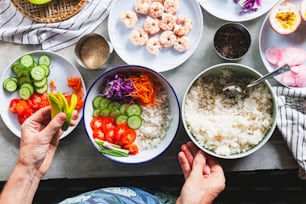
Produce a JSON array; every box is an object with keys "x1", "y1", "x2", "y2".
[{"x1": 0, "y1": 7, "x2": 298, "y2": 181}]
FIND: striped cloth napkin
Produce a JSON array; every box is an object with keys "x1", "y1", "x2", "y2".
[
  {"x1": 273, "y1": 86, "x2": 306, "y2": 180},
  {"x1": 0, "y1": 0, "x2": 113, "y2": 51}
]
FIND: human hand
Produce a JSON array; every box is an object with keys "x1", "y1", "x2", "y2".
[
  {"x1": 176, "y1": 141, "x2": 225, "y2": 204},
  {"x1": 17, "y1": 106, "x2": 78, "y2": 179}
]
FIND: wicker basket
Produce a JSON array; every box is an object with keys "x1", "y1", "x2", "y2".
[{"x1": 11, "y1": 0, "x2": 88, "y2": 23}]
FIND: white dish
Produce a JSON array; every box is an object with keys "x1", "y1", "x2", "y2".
[
  {"x1": 108, "y1": 0, "x2": 203, "y2": 72},
  {"x1": 198, "y1": 0, "x2": 280, "y2": 22},
  {"x1": 259, "y1": 0, "x2": 306, "y2": 90},
  {"x1": 0, "y1": 50, "x2": 86, "y2": 139},
  {"x1": 82, "y1": 65, "x2": 180, "y2": 164}
]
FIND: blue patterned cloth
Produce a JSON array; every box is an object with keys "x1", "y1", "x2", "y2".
[{"x1": 58, "y1": 187, "x2": 177, "y2": 204}]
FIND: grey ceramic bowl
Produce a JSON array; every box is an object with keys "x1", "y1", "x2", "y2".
[
  {"x1": 182, "y1": 63, "x2": 278, "y2": 159},
  {"x1": 214, "y1": 23, "x2": 251, "y2": 61}
]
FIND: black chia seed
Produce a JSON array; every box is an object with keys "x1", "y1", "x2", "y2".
[{"x1": 214, "y1": 26, "x2": 250, "y2": 59}]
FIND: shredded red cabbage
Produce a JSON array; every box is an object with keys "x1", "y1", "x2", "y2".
[
  {"x1": 101, "y1": 74, "x2": 134, "y2": 102},
  {"x1": 234, "y1": 0, "x2": 261, "y2": 15}
]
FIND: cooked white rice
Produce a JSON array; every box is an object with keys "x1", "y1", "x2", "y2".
[
  {"x1": 184, "y1": 69, "x2": 273, "y2": 156},
  {"x1": 135, "y1": 91, "x2": 171, "y2": 150}
]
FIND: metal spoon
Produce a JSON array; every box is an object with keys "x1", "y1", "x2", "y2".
[{"x1": 222, "y1": 64, "x2": 291, "y2": 97}]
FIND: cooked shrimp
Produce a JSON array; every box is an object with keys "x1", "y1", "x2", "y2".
[
  {"x1": 164, "y1": 0, "x2": 179, "y2": 15},
  {"x1": 135, "y1": 0, "x2": 151, "y2": 14},
  {"x1": 154, "y1": 0, "x2": 164, "y2": 3},
  {"x1": 159, "y1": 13, "x2": 176, "y2": 31},
  {"x1": 146, "y1": 37, "x2": 163, "y2": 55},
  {"x1": 149, "y1": 2, "x2": 164, "y2": 19},
  {"x1": 120, "y1": 10, "x2": 138, "y2": 28},
  {"x1": 160, "y1": 30, "x2": 177, "y2": 47},
  {"x1": 174, "y1": 36, "x2": 190, "y2": 52},
  {"x1": 174, "y1": 15, "x2": 192, "y2": 36},
  {"x1": 130, "y1": 28, "x2": 149, "y2": 46},
  {"x1": 144, "y1": 16, "x2": 161, "y2": 35}
]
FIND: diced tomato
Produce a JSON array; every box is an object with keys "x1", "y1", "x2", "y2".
[
  {"x1": 17, "y1": 109, "x2": 32, "y2": 124},
  {"x1": 123, "y1": 144, "x2": 139, "y2": 155},
  {"x1": 105, "y1": 128, "x2": 116, "y2": 144},
  {"x1": 9, "y1": 98, "x2": 21, "y2": 114},
  {"x1": 16, "y1": 100, "x2": 29, "y2": 115},
  {"x1": 121, "y1": 129, "x2": 136, "y2": 145},
  {"x1": 90, "y1": 116, "x2": 104, "y2": 130},
  {"x1": 93, "y1": 129, "x2": 105, "y2": 141},
  {"x1": 29, "y1": 93, "x2": 42, "y2": 110}
]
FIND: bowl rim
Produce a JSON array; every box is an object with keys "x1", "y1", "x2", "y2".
[
  {"x1": 82, "y1": 64, "x2": 181, "y2": 164},
  {"x1": 213, "y1": 22, "x2": 252, "y2": 61},
  {"x1": 181, "y1": 63, "x2": 278, "y2": 159}
]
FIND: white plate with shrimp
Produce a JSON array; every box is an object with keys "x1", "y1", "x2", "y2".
[
  {"x1": 198, "y1": 0, "x2": 280, "y2": 22},
  {"x1": 108, "y1": 0, "x2": 203, "y2": 72}
]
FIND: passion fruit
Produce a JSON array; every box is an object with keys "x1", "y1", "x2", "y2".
[
  {"x1": 300, "y1": 0, "x2": 306, "y2": 21},
  {"x1": 269, "y1": 2, "x2": 301, "y2": 35}
]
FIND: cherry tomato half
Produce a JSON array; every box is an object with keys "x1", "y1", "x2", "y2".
[
  {"x1": 90, "y1": 116, "x2": 104, "y2": 130},
  {"x1": 123, "y1": 143, "x2": 139, "y2": 155},
  {"x1": 16, "y1": 100, "x2": 29, "y2": 115},
  {"x1": 121, "y1": 129, "x2": 136, "y2": 145},
  {"x1": 93, "y1": 129, "x2": 105, "y2": 141},
  {"x1": 9, "y1": 98, "x2": 20, "y2": 114}
]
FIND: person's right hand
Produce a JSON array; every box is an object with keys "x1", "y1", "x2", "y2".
[{"x1": 176, "y1": 141, "x2": 226, "y2": 204}]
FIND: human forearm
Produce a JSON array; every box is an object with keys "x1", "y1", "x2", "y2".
[{"x1": 0, "y1": 163, "x2": 41, "y2": 204}]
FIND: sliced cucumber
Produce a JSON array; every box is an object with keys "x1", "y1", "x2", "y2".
[
  {"x1": 35, "y1": 83, "x2": 48, "y2": 94},
  {"x1": 20, "y1": 54, "x2": 34, "y2": 68},
  {"x1": 108, "y1": 101, "x2": 121, "y2": 111},
  {"x1": 99, "y1": 97, "x2": 111, "y2": 109},
  {"x1": 92, "y1": 96, "x2": 103, "y2": 109},
  {"x1": 38, "y1": 55, "x2": 51, "y2": 66},
  {"x1": 99, "y1": 108, "x2": 111, "y2": 117},
  {"x1": 3, "y1": 78, "x2": 17, "y2": 92},
  {"x1": 119, "y1": 103, "x2": 128, "y2": 114},
  {"x1": 20, "y1": 83, "x2": 34, "y2": 95},
  {"x1": 126, "y1": 104, "x2": 142, "y2": 116},
  {"x1": 93, "y1": 109, "x2": 100, "y2": 117},
  {"x1": 110, "y1": 110, "x2": 120, "y2": 119},
  {"x1": 39, "y1": 64, "x2": 50, "y2": 77},
  {"x1": 31, "y1": 66, "x2": 46, "y2": 81},
  {"x1": 18, "y1": 86, "x2": 32, "y2": 100},
  {"x1": 116, "y1": 115, "x2": 128, "y2": 125},
  {"x1": 33, "y1": 77, "x2": 47, "y2": 88},
  {"x1": 11, "y1": 62, "x2": 26, "y2": 75},
  {"x1": 127, "y1": 115, "x2": 142, "y2": 129}
]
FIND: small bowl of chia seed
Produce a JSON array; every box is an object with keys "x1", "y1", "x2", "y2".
[{"x1": 213, "y1": 23, "x2": 251, "y2": 61}]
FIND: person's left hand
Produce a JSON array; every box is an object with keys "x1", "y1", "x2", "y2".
[{"x1": 17, "y1": 106, "x2": 77, "y2": 178}]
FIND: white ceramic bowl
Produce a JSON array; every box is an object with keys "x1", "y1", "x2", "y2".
[
  {"x1": 182, "y1": 63, "x2": 278, "y2": 159},
  {"x1": 82, "y1": 65, "x2": 180, "y2": 164}
]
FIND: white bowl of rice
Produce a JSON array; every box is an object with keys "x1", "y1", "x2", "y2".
[
  {"x1": 82, "y1": 65, "x2": 180, "y2": 164},
  {"x1": 182, "y1": 63, "x2": 278, "y2": 159}
]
